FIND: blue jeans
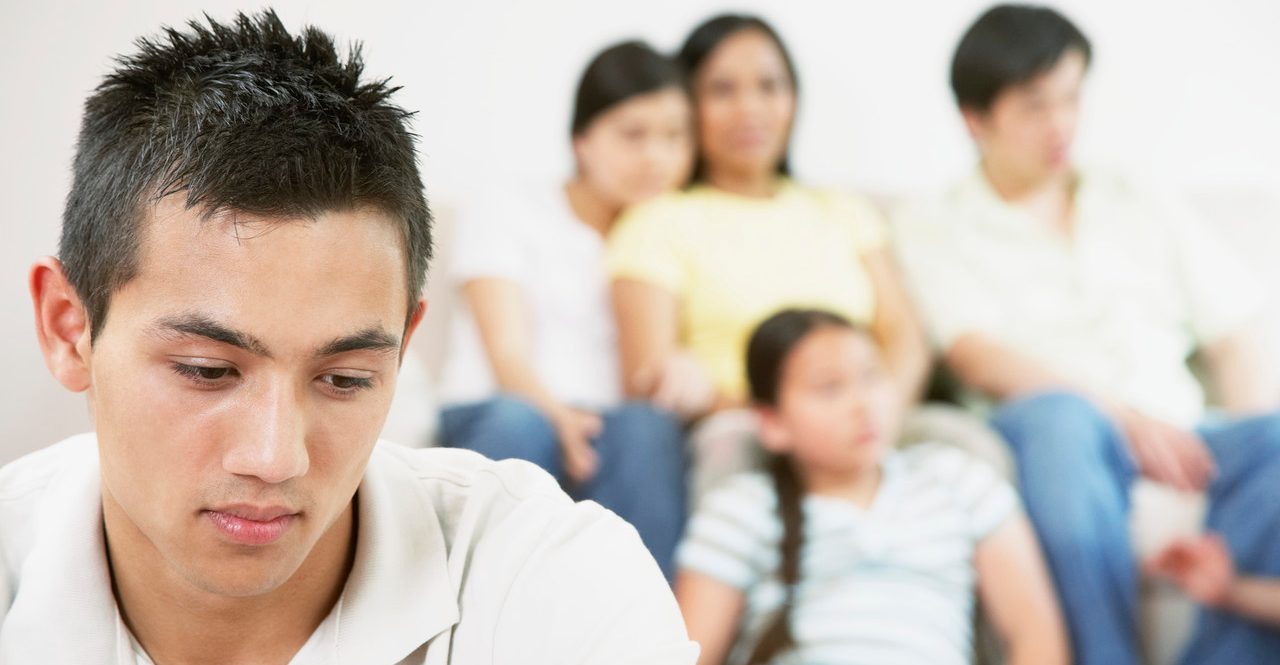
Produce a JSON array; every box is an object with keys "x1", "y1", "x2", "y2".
[
  {"x1": 992, "y1": 392, "x2": 1280, "y2": 665},
  {"x1": 439, "y1": 395, "x2": 687, "y2": 580}
]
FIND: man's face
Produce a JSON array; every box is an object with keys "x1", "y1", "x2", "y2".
[
  {"x1": 82, "y1": 197, "x2": 413, "y2": 597},
  {"x1": 965, "y1": 49, "x2": 1087, "y2": 185}
]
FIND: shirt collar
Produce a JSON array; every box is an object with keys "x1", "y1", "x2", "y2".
[
  {"x1": 334, "y1": 444, "x2": 458, "y2": 662},
  {"x1": 953, "y1": 163, "x2": 1094, "y2": 236},
  {"x1": 1, "y1": 437, "x2": 458, "y2": 664}
]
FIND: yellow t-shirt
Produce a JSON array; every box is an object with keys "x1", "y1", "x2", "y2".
[{"x1": 606, "y1": 180, "x2": 888, "y2": 400}]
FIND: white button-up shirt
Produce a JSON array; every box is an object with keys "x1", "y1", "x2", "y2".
[
  {"x1": 893, "y1": 168, "x2": 1264, "y2": 426},
  {"x1": 0, "y1": 434, "x2": 698, "y2": 664}
]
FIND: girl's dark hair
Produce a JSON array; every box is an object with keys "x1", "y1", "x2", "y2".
[
  {"x1": 743, "y1": 308, "x2": 856, "y2": 665},
  {"x1": 676, "y1": 14, "x2": 799, "y2": 182},
  {"x1": 570, "y1": 40, "x2": 685, "y2": 137}
]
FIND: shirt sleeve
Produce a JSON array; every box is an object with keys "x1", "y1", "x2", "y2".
[
  {"x1": 0, "y1": 560, "x2": 9, "y2": 627},
  {"x1": 675, "y1": 475, "x2": 775, "y2": 591},
  {"x1": 448, "y1": 191, "x2": 531, "y2": 284},
  {"x1": 1158, "y1": 193, "x2": 1267, "y2": 344},
  {"x1": 949, "y1": 450, "x2": 1020, "y2": 542},
  {"x1": 891, "y1": 206, "x2": 1011, "y2": 349},
  {"x1": 493, "y1": 502, "x2": 700, "y2": 665},
  {"x1": 605, "y1": 197, "x2": 691, "y2": 294}
]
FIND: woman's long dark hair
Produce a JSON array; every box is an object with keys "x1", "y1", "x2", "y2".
[
  {"x1": 676, "y1": 14, "x2": 800, "y2": 183},
  {"x1": 743, "y1": 309, "x2": 857, "y2": 665},
  {"x1": 570, "y1": 40, "x2": 685, "y2": 138}
]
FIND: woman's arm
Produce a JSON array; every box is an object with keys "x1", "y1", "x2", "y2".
[
  {"x1": 974, "y1": 515, "x2": 1071, "y2": 665},
  {"x1": 612, "y1": 278, "x2": 716, "y2": 418},
  {"x1": 465, "y1": 278, "x2": 560, "y2": 414},
  {"x1": 612, "y1": 278, "x2": 681, "y2": 398},
  {"x1": 464, "y1": 278, "x2": 600, "y2": 480},
  {"x1": 674, "y1": 570, "x2": 747, "y2": 665},
  {"x1": 863, "y1": 249, "x2": 930, "y2": 411}
]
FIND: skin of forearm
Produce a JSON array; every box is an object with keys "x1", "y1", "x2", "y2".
[
  {"x1": 946, "y1": 334, "x2": 1108, "y2": 407},
  {"x1": 1204, "y1": 329, "x2": 1280, "y2": 414},
  {"x1": 490, "y1": 353, "x2": 571, "y2": 421},
  {"x1": 882, "y1": 338, "x2": 928, "y2": 410},
  {"x1": 1225, "y1": 576, "x2": 1280, "y2": 627},
  {"x1": 1007, "y1": 642, "x2": 1070, "y2": 665}
]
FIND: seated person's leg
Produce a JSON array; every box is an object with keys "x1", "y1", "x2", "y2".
[
  {"x1": 439, "y1": 395, "x2": 563, "y2": 479},
  {"x1": 579, "y1": 402, "x2": 687, "y2": 581},
  {"x1": 1179, "y1": 413, "x2": 1280, "y2": 664},
  {"x1": 991, "y1": 390, "x2": 1143, "y2": 664}
]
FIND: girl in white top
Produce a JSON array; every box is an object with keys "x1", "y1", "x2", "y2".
[
  {"x1": 438, "y1": 41, "x2": 694, "y2": 578},
  {"x1": 675, "y1": 309, "x2": 1069, "y2": 665}
]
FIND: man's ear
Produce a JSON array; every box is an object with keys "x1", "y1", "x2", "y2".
[
  {"x1": 398, "y1": 297, "x2": 428, "y2": 364},
  {"x1": 570, "y1": 133, "x2": 592, "y2": 176},
  {"x1": 30, "y1": 257, "x2": 92, "y2": 392},
  {"x1": 756, "y1": 406, "x2": 791, "y2": 455},
  {"x1": 960, "y1": 106, "x2": 989, "y2": 145}
]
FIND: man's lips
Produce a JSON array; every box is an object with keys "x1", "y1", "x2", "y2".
[{"x1": 204, "y1": 504, "x2": 299, "y2": 546}]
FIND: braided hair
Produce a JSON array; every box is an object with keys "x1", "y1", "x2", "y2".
[{"x1": 743, "y1": 308, "x2": 857, "y2": 664}]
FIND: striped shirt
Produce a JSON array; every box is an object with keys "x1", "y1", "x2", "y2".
[{"x1": 677, "y1": 443, "x2": 1018, "y2": 665}]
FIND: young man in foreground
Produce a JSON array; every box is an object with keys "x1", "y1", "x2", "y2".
[{"x1": 0, "y1": 10, "x2": 696, "y2": 664}]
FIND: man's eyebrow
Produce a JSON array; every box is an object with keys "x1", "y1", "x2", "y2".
[
  {"x1": 314, "y1": 327, "x2": 401, "y2": 358},
  {"x1": 150, "y1": 314, "x2": 272, "y2": 357}
]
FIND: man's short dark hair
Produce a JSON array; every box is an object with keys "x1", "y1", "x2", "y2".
[
  {"x1": 950, "y1": 4, "x2": 1092, "y2": 112},
  {"x1": 61, "y1": 9, "x2": 432, "y2": 340}
]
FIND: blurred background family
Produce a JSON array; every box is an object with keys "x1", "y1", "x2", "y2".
[{"x1": 420, "y1": 6, "x2": 1280, "y2": 664}]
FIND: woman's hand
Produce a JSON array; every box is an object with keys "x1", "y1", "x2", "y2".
[
  {"x1": 631, "y1": 351, "x2": 717, "y2": 420},
  {"x1": 552, "y1": 407, "x2": 603, "y2": 484}
]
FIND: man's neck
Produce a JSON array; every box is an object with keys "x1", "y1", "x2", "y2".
[
  {"x1": 105, "y1": 497, "x2": 357, "y2": 665},
  {"x1": 981, "y1": 160, "x2": 1077, "y2": 238}
]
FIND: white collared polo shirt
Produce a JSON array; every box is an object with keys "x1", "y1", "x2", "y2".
[
  {"x1": 0, "y1": 434, "x2": 698, "y2": 664},
  {"x1": 893, "y1": 167, "x2": 1264, "y2": 427}
]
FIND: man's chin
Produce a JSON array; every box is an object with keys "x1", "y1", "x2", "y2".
[{"x1": 179, "y1": 557, "x2": 304, "y2": 598}]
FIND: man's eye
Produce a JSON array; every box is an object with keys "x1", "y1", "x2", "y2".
[
  {"x1": 172, "y1": 363, "x2": 236, "y2": 383},
  {"x1": 322, "y1": 374, "x2": 374, "y2": 392}
]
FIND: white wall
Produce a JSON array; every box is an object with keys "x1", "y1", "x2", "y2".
[{"x1": 2, "y1": 0, "x2": 1278, "y2": 464}]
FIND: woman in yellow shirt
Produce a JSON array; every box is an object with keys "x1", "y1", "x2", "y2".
[{"x1": 607, "y1": 14, "x2": 929, "y2": 436}]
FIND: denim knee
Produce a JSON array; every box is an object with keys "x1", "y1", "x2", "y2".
[{"x1": 992, "y1": 391, "x2": 1113, "y2": 457}]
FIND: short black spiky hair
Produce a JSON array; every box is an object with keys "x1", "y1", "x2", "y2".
[
  {"x1": 60, "y1": 8, "x2": 432, "y2": 340},
  {"x1": 950, "y1": 4, "x2": 1091, "y2": 112}
]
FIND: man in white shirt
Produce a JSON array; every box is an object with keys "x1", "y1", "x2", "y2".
[
  {"x1": 0, "y1": 10, "x2": 696, "y2": 664},
  {"x1": 894, "y1": 5, "x2": 1280, "y2": 665}
]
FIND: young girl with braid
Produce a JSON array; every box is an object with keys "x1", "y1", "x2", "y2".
[{"x1": 674, "y1": 309, "x2": 1069, "y2": 665}]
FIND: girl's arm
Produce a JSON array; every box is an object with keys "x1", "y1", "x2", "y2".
[
  {"x1": 1147, "y1": 533, "x2": 1280, "y2": 627},
  {"x1": 863, "y1": 249, "x2": 930, "y2": 414},
  {"x1": 1222, "y1": 577, "x2": 1280, "y2": 626},
  {"x1": 611, "y1": 278, "x2": 716, "y2": 419},
  {"x1": 674, "y1": 570, "x2": 747, "y2": 665},
  {"x1": 464, "y1": 278, "x2": 600, "y2": 480},
  {"x1": 974, "y1": 515, "x2": 1071, "y2": 665}
]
